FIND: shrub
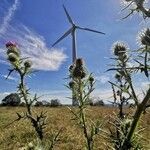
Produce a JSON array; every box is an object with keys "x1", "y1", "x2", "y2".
[
  {"x1": 94, "y1": 100, "x2": 104, "y2": 106},
  {"x1": 35, "y1": 101, "x2": 43, "y2": 107},
  {"x1": 50, "y1": 99, "x2": 61, "y2": 107},
  {"x1": 19, "y1": 102, "x2": 26, "y2": 107}
]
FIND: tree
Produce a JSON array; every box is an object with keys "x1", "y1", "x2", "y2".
[
  {"x1": 50, "y1": 99, "x2": 61, "y2": 107},
  {"x1": 2, "y1": 93, "x2": 21, "y2": 106},
  {"x1": 94, "y1": 100, "x2": 104, "y2": 106}
]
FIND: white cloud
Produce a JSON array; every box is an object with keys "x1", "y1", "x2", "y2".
[
  {"x1": 0, "y1": 25, "x2": 67, "y2": 71},
  {"x1": 92, "y1": 88, "x2": 113, "y2": 103},
  {"x1": 0, "y1": 0, "x2": 19, "y2": 35},
  {"x1": 141, "y1": 81, "x2": 150, "y2": 90},
  {"x1": 95, "y1": 75, "x2": 110, "y2": 84}
]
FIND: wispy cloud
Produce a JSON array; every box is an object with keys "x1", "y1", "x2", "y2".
[
  {"x1": 0, "y1": 25, "x2": 67, "y2": 71},
  {"x1": 141, "y1": 81, "x2": 150, "y2": 90},
  {"x1": 0, "y1": 0, "x2": 19, "y2": 35},
  {"x1": 95, "y1": 75, "x2": 110, "y2": 84},
  {"x1": 0, "y1": 0, "x2": 67, "y2": 71},
  {"x1": 1, "y1": 74, "x2": 17, "y2": 82}
]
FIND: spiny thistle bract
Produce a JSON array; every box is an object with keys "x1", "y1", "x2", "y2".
[
  {"x1": 137, "y1": 28, "x2": 150, "y2": 47},
  {"x1": 112, "y1": 41, "x2": 128, "y2": 61}
]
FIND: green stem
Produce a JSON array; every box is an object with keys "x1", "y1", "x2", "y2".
[
  {"x1": 79, "y1": 78, "x2": 92, "y2": 150},
  {"x1": 125, "y1": 72, "x2": 139, "y2": 106},
  {"x1": 122, "y1": 88, "x2": 150, "y2": 148},
  {"x1": 17, "y1": 67, "x2": 32, "y2": 116}
]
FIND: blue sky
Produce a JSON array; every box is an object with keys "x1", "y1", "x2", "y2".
[{"x1": 0, "y1": 0, "x2": 149, "y2": 104}]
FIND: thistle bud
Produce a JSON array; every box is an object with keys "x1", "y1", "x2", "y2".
[
  {"x1": 138, "y1": 28, "x2": 150, "y2": 47},
  {"x1": 69, "y1": 65, "x2": 74, "y2": 72},
  {"x1": 7, "y1": 47, "x2": 20, "y2": 57},
  {"x1": 115, "y1": 73, "x2": 122, "y2": 81},
  {"x1": 89, "y1": 76, "x2": 94, "y2": 84},
  {"x1": 116, "y1": 90, "x2": 121, "y2": 96},
  {"x1": 24, "y1": 60, "x2": 32, "y2": 68},
  {"x1": 69, "y1": 81, "x2": 75, "y2": 89},
  {"x1": 7, "y1": 53, "x2": 18, "y2": 63}
]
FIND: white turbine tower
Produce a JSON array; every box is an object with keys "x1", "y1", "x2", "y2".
[{"x1": 52, "y1": 5, "x2": 105, "y2": 105}]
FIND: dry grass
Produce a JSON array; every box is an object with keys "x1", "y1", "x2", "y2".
[{"x1": 0, "y1": 106, "x2": 149, "y2": 150}]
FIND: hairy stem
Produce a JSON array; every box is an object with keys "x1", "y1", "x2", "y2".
[
  {"x1": 122, "y1": 88, "x2": 150, "y2": 148},
  {"x1": 79, "y1": 78, "x2": 92, "y2": 150}
]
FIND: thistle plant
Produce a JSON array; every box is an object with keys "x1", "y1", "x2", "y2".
[
  {"x1": 121, "y1": 0, "x2": 150, "y2": 19},
  {"x1": 5, "y1": 41, "x2": 47, "y2": 140},
  {"x1": 107, "y1": 27, "x2": 150, "y2": 149},
  {"x1": 67, "y1": 58, "x2": 102, "y2": 150},
  {"x1": 109, "y1": 42, "x2": 133, "y2": 118}
]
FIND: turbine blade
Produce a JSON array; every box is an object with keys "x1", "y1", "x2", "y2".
[
  {"x1": 63, "y1": 5, "x2": 74, "y2": 25},
  {"x1": 52, "y1": 28, "x2": 72, "y2": 47},
  {"x1": 77, "y1": 26, "x2": 105, "y2": 35}
]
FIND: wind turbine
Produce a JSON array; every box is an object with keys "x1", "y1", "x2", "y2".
[{"x1": 52, "y1": 5, "x2": 105, "y2": 63}]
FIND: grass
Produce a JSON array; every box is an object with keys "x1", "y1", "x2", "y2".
[{"x1": 0, "y1": 106, "x2": 149, "y2": 150}]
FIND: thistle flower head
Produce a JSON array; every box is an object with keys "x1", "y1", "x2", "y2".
[
  {"x1": 112, "y1": 41, "x2": 128, "y2": 57},
  {"x1": 137, "y1": 28, "x2": 150, "y2": 47},
  {"x1": 75, "y1": 58, "x2": 84, "y2": 67},
  {"x1": 5, "y1": 41, "x2": 17, "y2": 48}
]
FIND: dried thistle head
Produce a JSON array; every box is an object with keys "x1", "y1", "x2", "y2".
[
  {"x1": 112, "y1": 41, "x2": 128, "y2": 62},
  {"x1": 73, "y1": 67, "x2": 87, "y2": 79},
  {"x1": 137, "y1": 28, "x2": 150, "y2": 47},
  {"x1": 75, "y1": 58, "x2": 84, "y2": 67},
  {"x1": 72, "y1": 58, "x2": 87, "y2": 79},
  {"x1": 112, "y1": 41, "x2": 128, "y2": 56}
]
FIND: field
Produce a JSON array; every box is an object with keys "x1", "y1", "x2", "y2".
[{"x1": 0, "y1": 106, "x2": 150, "y2": 150}]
